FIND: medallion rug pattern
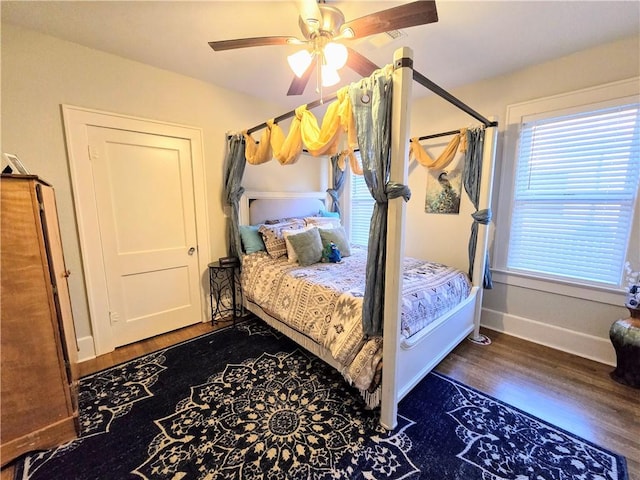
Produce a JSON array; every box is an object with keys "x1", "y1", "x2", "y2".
[{"x1": 16, "y1": 320, "x2": 628, "y2": 479}]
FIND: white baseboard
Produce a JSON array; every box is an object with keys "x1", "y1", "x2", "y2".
[
  {"x1": 481, "y1": 308, "x2": 616, "y2": 366},
  {"x1": 77, "y1": 336, "x2": 96, "y2": 362},
  {"x1": 76, "y1": 311, "x2": 617, "y2": 366}
]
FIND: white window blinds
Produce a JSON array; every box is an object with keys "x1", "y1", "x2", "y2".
[
  {"x1": 508, "y1": 103, "x2": 640, "y2": 286},
  {"x1": 350, "y1": 170, "x2": 374, "y2": 246}
]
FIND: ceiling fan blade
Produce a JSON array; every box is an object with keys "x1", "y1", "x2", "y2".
[
  {"x1": 340, "y1": 1, "x2": 438, "y2": 39},
  {"x1": 287, "y1": 61, "x2": 316, "y2": 96},
  {"x1": 346, "y1": 48, "x2": 380, "y2": 78},
  {"x1": 208, "y1": 36, "x2": 301, "y2": 51}
]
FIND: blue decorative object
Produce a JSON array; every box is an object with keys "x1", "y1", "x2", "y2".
[{"x1": 322, "y1": 241, "x2": 342, "y2": 263}]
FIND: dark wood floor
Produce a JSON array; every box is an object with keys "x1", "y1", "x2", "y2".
[{"x1": 3, "y1": 321, "x2": 638, "y2": 479}]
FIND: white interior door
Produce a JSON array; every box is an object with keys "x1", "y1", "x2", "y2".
[{"x1": 87, "y1": 126, "x2": 202, "y2": 347}]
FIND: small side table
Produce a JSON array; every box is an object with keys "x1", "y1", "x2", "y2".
[{"x1": 208, "y1": 260, "x2": 242, "y2": 327}]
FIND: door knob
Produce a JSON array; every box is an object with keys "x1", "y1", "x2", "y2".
[{"x1": 188, "y1": 247, "x2": 196, "y2": 255}]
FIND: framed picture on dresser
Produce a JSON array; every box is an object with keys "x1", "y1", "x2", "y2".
[{"x1": 3, "y1": 152, "x2": 30, "y2": 175}]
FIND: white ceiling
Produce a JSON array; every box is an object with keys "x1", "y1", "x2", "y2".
[{"x1": 2, "y1": 1, "x2": 639, "y2": 110}]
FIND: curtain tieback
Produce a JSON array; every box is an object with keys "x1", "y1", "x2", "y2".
[
  {"x1": 471, "y1": 208, "x2": 492, "y2": 224},
  {"x1": 385, "y1": 182, "x2": 411, "y2": 202},
  {"x1": 232, "y1": 186, "x2": 245, "y2": 203},
  {"x1": 326, "y1": 188, "x2": 338, "y2": 202}
]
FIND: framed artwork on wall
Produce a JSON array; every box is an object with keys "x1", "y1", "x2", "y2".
[{"x1": 425, "y1": 169, "x2": 462, "y2": 214}]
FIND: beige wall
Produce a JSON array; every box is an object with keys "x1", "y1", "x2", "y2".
[
  {"x1": 0, "y1": 24, "x2": 292, "y2": 344},
  {"x1": 243, "y1": 150, "x2": 329, "y2": 193},
  {"x1": 404, "y1": 35, "x2": 639, "y2": 363}
]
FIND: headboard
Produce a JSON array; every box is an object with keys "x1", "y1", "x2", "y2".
[{"x1": 239, "y1": 191, "x2": 327, "y2": 225}]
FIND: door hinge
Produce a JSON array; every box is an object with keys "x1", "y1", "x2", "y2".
[
  {"x1": 109, "y1": 311, "x2": 120, "y2": 324},
  {"x1": 88, "y1": 145, "x2": 99, "y2": 161}
]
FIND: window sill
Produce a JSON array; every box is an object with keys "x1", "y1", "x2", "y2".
[{"x1": 491, "y1": 269, "x2": 626, "y2": 307}]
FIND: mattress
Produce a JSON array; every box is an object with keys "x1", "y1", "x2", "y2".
[{"x1": 241, "y1": 246, "x2": 471, "y2": 392}]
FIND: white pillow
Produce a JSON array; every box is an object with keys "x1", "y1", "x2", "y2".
[
  {"x1": 304, "y1": 216, "x2": 341, "y2": 229},
  {"x1": 283, "y1": 225, "x2": 314, "y2": 263}
]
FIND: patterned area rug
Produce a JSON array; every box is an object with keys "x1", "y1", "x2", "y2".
[{"x1": 16, "y1": 320, "x2": 628, "y2": 480}]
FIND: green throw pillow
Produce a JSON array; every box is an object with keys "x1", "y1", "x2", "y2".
[
  {"x1": 287, "y1": 227, "x2": 323, "y2": 266},
  {"x1": 319, "y1": 226, "x2": 351, "y2": 257}
]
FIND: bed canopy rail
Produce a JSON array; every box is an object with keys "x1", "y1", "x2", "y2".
[
  {"x1": 411, "y1": 69, "x2": 498, "y2": 129},
  {"x1": 246, "y1": 95, "x2": 339, "y2": 135},
  {"x1": 416, "y1": 128, "x2": 469, "y2": 142},
  {"x1": 242, "y1": 65, "x2": 498, "y2": 136}
]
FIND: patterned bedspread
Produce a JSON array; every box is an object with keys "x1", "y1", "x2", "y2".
[{"x1": 241, "y1": 246, "x2": 471, "y2": 393}]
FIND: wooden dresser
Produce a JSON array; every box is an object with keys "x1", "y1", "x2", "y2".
[{"x1": 1, "y1": 175, "x2": 79, "y2": 465}]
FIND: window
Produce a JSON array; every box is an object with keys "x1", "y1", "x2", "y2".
[
  {"x1": 508, "y1": 103, "x2": 640, "y2": 286},
  {"x1": 349, "y1": 168, "x2": 374, "y2": 246},
  {"x1": 495, "y1": 79, "x2": 640, "y2": 297}
]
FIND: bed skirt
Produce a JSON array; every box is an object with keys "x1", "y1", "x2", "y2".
[{"x1": 244, "y1": 300, "x2": 382, "y2": 408}]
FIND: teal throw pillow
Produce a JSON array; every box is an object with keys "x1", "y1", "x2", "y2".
[
  {"x1": 319, "y1": 209, "x2": 340, "y2": 218},
  {"x1": 287, "y1": 227, "x2": 323, "y2": 266},
  {"x1": 239, "y1": 225, "x2": 266, "y2": 254}
]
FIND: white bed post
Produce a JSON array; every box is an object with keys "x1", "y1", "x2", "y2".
[
  {"x1": 469, "y1": 118, "x2": 498, "y2": 342},
  {"x1": 380, "y1": 47, "x2": 414, "y2": 430}
]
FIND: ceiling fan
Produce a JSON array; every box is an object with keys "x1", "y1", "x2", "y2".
[{"x1": 208, "y1": 1, "x2": 438, "y2": 96}]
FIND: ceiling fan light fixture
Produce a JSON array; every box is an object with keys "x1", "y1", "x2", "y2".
[
  {"x1": 305, "y1": 18, "x2": 320, "y2": 28},
  {"x1": 324, "y1": 42, "x2": 348, "y2": 70},
  {"x1": 288, "y1": 49, "x2": 314, "y2": 78},
  {"x1": 210, "y1": 1, "x2": 440, "y2": 96},
  {"x1": 340, "y1": 27, "x2": 355, "y2": 39},
  {"x1": 321, "y1": 64, "x2": 340, "y2": 87}
]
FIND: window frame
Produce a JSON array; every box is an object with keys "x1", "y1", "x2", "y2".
[{"x1": 493, "y1": 78, "x2": 640, "y2": 306}]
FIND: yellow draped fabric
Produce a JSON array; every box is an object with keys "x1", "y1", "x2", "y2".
[
  {"x1": 347, "y1": 150, "x2": 363, "y2": 175},
  {"x1": 271, "y1": 108, "x2": 305, "y2": 165},
  {"x1": 299, "y1": 88, "x2": 357, "y2": 157},
  {"x1": 243, "y1": 113, "x2": 304, "y2": 166},
  {"x1": 243, "y1": 123, "x2": 273, "y2": 165},
  {"x1": 328, "y1": 149, "x2": 362, "y2": 174},
  {"x1": 409, "y1": 128, "x2": 468, "y2": 170},
  {"x1": 242, "y1": 86, "x2": 358, "y2": 169}
]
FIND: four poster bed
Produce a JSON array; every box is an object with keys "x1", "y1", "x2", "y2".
[{"x1": 224, "y1": 47, "x2": 498, "y2": 430}]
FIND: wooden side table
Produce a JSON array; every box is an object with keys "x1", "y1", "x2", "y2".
[
  {"x1": 208, "y1": 259, "x2": 242, "y2": 326},
  {"x1": 609, "y1": 308, "x2": 640, "y2": 388}
]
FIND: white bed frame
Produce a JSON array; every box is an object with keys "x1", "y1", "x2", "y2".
[{"x1": 239, "y1": 47, "x2": 498, "y2": 430}]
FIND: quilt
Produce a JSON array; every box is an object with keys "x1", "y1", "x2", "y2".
[{"x1": 241, "y1": 247, "x2": 471, "y2": 394}]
